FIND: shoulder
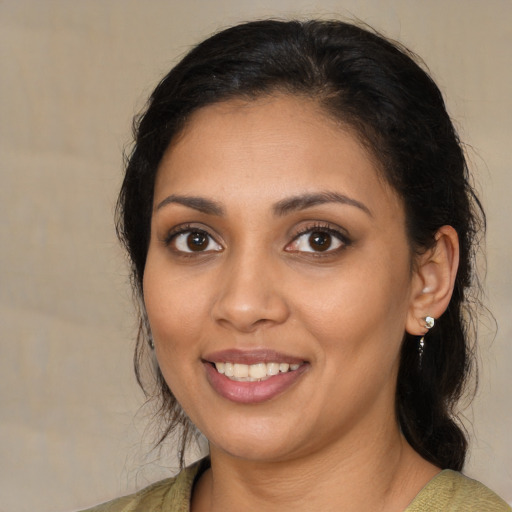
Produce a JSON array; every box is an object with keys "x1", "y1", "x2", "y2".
[
  {"x1": 79, "y1": 458, "x2": 208, "y2": 512},
  {"x1": 406, "y1": 470, "x2": 511, "y2": 512},
  {"x1": 80, "y1": 478, "x2": 177, "y2": 512}
]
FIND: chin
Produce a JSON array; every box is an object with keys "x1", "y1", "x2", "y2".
[{"x1": 206, "y1": 421, "x2": 304, "y2": 463}]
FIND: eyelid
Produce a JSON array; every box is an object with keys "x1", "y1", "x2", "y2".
[
  {"x1": 286, "y1": 222, "x2": 351, "y2": 254},
  {"x1": 162, "y1": 223, "x2": 223, "y2": 253},
  {"x1": 160, "y1": 221, "x2": 350, "y2": 256}
]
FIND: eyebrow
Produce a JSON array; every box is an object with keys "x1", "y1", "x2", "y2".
[
  {"x1": 273, "y1": 191, "x2": 372, "y2": 217},
  {"x1": 155, "y1": 191, "x2": 371, "y2": 217},
  {"x1": 155, "y1": 195, "x2": 225, "y2": 216}
]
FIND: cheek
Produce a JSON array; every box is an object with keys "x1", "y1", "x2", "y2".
[
  {"x1": 142, "y1": 258, "x2": 211, "y2": 401},
  {"x1": 143, "y1": 253, "x2": 209, "y2": 354},
  {"x1": 293, "y1": 250, "x2": 411, "y2": 358}
]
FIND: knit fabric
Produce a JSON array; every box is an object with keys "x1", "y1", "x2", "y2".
[{"x1": 82, "y1": 459, "x2": 510, "y2": 512}]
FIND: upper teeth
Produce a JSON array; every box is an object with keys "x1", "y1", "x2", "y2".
[{"x1": 215, "y1": 362, "x2": 301, "y2": 381}]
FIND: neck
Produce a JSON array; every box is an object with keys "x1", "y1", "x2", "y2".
[{"x1": 192, "y1": 420, "x2": 439, "y2": 512}]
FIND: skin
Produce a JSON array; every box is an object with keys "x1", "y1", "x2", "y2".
[{"x1": 143, "y1": 95, "x2": 459, "y2": 511}]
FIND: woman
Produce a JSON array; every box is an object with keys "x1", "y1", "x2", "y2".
[{"x1": 85, "y1": 19, "x2": 510, "y2": 511}]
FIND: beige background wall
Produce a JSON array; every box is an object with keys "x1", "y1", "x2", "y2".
[{"x1": 1, "y1": 1, "x2": 510, "y2": 510}]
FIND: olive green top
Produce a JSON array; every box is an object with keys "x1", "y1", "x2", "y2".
[
  {"x1": 405, "y1": 469, "x2": 510, "y2": 511},
  {"x1": 82, "y1": 458, "x2": 511, "y2": 512}
]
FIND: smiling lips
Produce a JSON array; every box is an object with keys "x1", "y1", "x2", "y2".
[
  {"x1": 203, "y1": 350, "x2": 308, "y2": 403},
  {"x1": 214, "y1": 361, "x2": 301, "y2": 381}
]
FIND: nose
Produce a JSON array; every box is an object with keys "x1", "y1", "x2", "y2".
[{"x1": 211, "y1": 250, "x2": 290, "y2": 333}]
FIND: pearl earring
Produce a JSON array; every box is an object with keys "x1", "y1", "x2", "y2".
[{"x1": 419, "y1": 316, "x2": 435, "y2": 365}]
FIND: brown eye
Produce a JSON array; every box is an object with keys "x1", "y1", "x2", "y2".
[
  {"x1": 172, "y1": 229, "x2": 222, "y2": 253},
  {"x1": 308, "y1": 231, "x2": 332, "y2": 252},
  {"x1": 286, "y1": 227, "x2": 346, "y2": 254},
  {"x1": 187, "y1": 231, "x2": 209, "y2": 251}
]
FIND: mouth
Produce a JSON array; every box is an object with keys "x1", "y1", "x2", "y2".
[
  {"x1": 211, "y1": 361, "x2": 302, "y2": 382},
  {"x1": 203, "y1": 349, "x2": 309, "y2": 403}
]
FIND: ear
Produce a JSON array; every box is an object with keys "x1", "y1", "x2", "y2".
[{"x1": 406, "y1": 225, "x2": 459, "y2": 336}]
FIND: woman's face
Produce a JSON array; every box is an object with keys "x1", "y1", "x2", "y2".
[{"x1": 143, "y1": 95, "x2": 420, "y2": 462}]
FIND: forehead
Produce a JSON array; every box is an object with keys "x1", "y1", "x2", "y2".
[{"x1": 154, "y1": 94, "x2": 401, "y2": 217}]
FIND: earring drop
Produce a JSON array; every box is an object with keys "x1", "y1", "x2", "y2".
[
  {"x1": 148, "y1": 337, "x2": 155, "y2": 350},
  {"x1": 419, "y1": 316, "x2": 435, "y2": 366},
  {"x1": 418, "y1": 336, "x2": 425, "y2": 361}
]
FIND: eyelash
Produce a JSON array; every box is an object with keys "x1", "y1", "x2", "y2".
[
  {"x1": 287, "y1": 223, "x2": 351, "y2": 255},
  {"x1": 165, "y1": 224, "x2": 201, "y2": 244},
  {"x1": 163, "y1": 222, "x2": 351, "y2": 256},
  {"x1": 163, "y1": 224, "x2": 220, "y2": 253}
]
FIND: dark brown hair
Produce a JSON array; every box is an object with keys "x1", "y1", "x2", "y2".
[{"x1": 117, "y1": 19, "x2": 484, "y2": 470}]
